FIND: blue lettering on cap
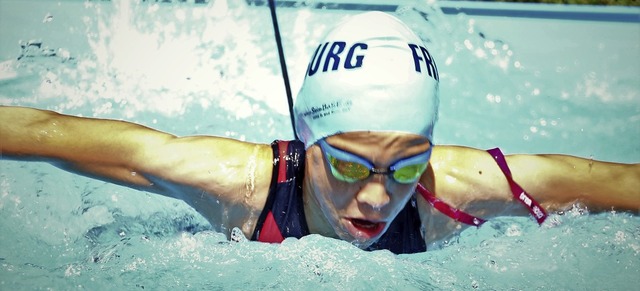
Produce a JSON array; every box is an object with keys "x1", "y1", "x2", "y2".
[
  {"x1": 307, "y1": 42, "x2": 329, "y2": 77},
  {"x1": 408, "y1": 43, "x2": 439, "y2": 81},
  {"x1": 307, "y1": 42, "x2": 368, "y2": 77},
  {"x1": 323, "y1": 42, "x2": 346, "y2": 72},
  {"x1": 345, "y1": 43, "x2": 367, "y2": 69}
]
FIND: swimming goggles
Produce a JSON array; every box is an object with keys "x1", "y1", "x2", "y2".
[{"x1": 318, "y1": 139, "x2": 432, "y2": 184}]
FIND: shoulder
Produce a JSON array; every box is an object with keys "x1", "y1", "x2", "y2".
[
  {"x1": 139, "y1": 137, "x2": 276, "y2": 210},
  {"x1": 429, "y1": 145, "x2": 507, "y2": 196},
  {"x1": 420, "y1": 145, "x2": 526, "y2": 218}
]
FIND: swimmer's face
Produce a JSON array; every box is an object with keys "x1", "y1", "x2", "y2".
[{"x1": 304, "y1": 131, "x2": 431, "y2": 249}]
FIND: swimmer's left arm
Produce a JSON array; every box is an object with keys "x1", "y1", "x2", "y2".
[
  {"x1": 426, "y1": 146, "x2": 640, "y2": 219},
  {"x1": 505, "y1": 154, "x2": 640, "y2": 213}
]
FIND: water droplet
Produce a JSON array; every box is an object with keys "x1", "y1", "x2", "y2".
[
  {"x1": 42, "y1": 13, "x2": 53, "y2": 23},
  {"x1": 532, "y1": 88, "x2": 541, "y2": 96}
]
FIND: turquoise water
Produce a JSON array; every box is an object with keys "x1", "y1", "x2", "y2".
[{"x1": 1, "y1": 0, "x2": 639, "y2": 289}]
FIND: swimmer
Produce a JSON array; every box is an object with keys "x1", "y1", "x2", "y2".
[{"x1": 1, "y1": 12, "x2": 638, "y2": 253}]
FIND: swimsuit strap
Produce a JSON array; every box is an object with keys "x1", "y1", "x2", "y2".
[
  {"x1": 416, "y1": 183, "x2": 486, "y2": 226},
  {"x1": 252, "y1": 140, "x2": 309, "y2": 243},
  {"x1": 487, "y1": 148, "x2": 547, "y2": 224},
  {"x1": 417, "y1": 147, "x2": 548, "y2": 226},
  {"x1": 252, "y1": 140, "x2": 290, "y2": 243}
]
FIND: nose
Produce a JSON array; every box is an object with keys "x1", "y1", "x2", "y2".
[{"x1": 355, "y1": 176, "x2": 391, "y2": 210}]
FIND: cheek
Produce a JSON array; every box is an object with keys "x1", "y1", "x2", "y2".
[
  {"x1": 316, "y1": 174, "x2": 357, "y2": 209},
  {"x1": 327, "y1": 185, "x2": 358, "y2": 209},
  {"x1": 308, "y1": 151, "x2": 357, "y2": 209},
  {"x1": 308, "y1": 151, "x2": 330, "y2": 192},
  {"x1": 395, "y1": 183, "x2": 417, "y2": 197},
  {"x1": 388, "y1": 183, "x2": 418, "y2": 207}
]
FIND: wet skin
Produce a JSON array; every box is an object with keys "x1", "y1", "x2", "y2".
[{"x1": 302, "y1": 131, "x2": 432, "y2": 248}]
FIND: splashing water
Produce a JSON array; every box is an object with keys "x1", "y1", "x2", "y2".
[{"x1": 0, "y1": 0, "x2": 638, "y2": 289}]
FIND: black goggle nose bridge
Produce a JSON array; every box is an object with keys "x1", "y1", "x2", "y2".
[{"x1": 370, "y1": 168, "x2": 392, "y2": 176}]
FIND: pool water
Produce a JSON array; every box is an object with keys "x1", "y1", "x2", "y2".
[{"x1": 0, "y1": 0, "x2": 638, "y2": 289}]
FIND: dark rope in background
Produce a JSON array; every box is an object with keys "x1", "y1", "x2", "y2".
[{"x1": 268, "y1": 0, "x2": 298, "y2": 140}]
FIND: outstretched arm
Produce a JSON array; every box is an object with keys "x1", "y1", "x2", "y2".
[
  {"x1": 424, "y1": 146, "x2": 639, "y2": 218},
  {"x1": 505, "y1": 152, "x2": 639, "y2": 213},
  {"x1": 1, "y1": 106, "x2": 167, "y2": 186},
  {"x1": 0, "y1": 106, "x2": 274, "y2": 206},
  {"x1": 418, "y1": 145, "x2": 638, "y2": 246}
]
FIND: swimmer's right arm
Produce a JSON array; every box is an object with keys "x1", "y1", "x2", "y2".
[{"x1": 0, "y1": 106, "x2": 274, "y2": 205}]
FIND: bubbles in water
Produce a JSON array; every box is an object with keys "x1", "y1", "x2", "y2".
[
  {"x1": 1, "y1": 1, "x2": 639, "y2": 289},
  {"x1": 532, "y1": 88, "x2": 540, "y2": 96},
  {"x1": 42, "y1": 13, "x2": 54, "y2": 23}
]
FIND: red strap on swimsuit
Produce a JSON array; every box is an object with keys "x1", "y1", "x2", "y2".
[
  {"x1": 487, "y1": 147, "x2": 548, "y2": 224},
  {"x1": 416, "y1": 183, "x2": 486, "y2": 226},
  {"x1": 416, "y1": 147, "x2": 547, "y2": 226},
  {"x1": 258, "y1": 211, "x2": 285, "y2": 243}
]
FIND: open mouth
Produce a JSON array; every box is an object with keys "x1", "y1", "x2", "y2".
[
  {"x1": 346, "y1": 218, "x2": 386, "y2": 240},
  {"x1": 351, "y1": 218, "x2": 380, "y2": 229}
]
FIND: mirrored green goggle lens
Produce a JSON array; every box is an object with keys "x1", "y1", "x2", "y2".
[
  {"x1": 392, "y1": 163, "x2": 427, "y2": 183},
  {"x1": 328, "y1": 156, "x2": 369, "y2": 182}
]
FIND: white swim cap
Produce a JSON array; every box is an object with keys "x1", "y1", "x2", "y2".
[{"x1": 294, "y1": 11, "x2": 439, "y2": 148}]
